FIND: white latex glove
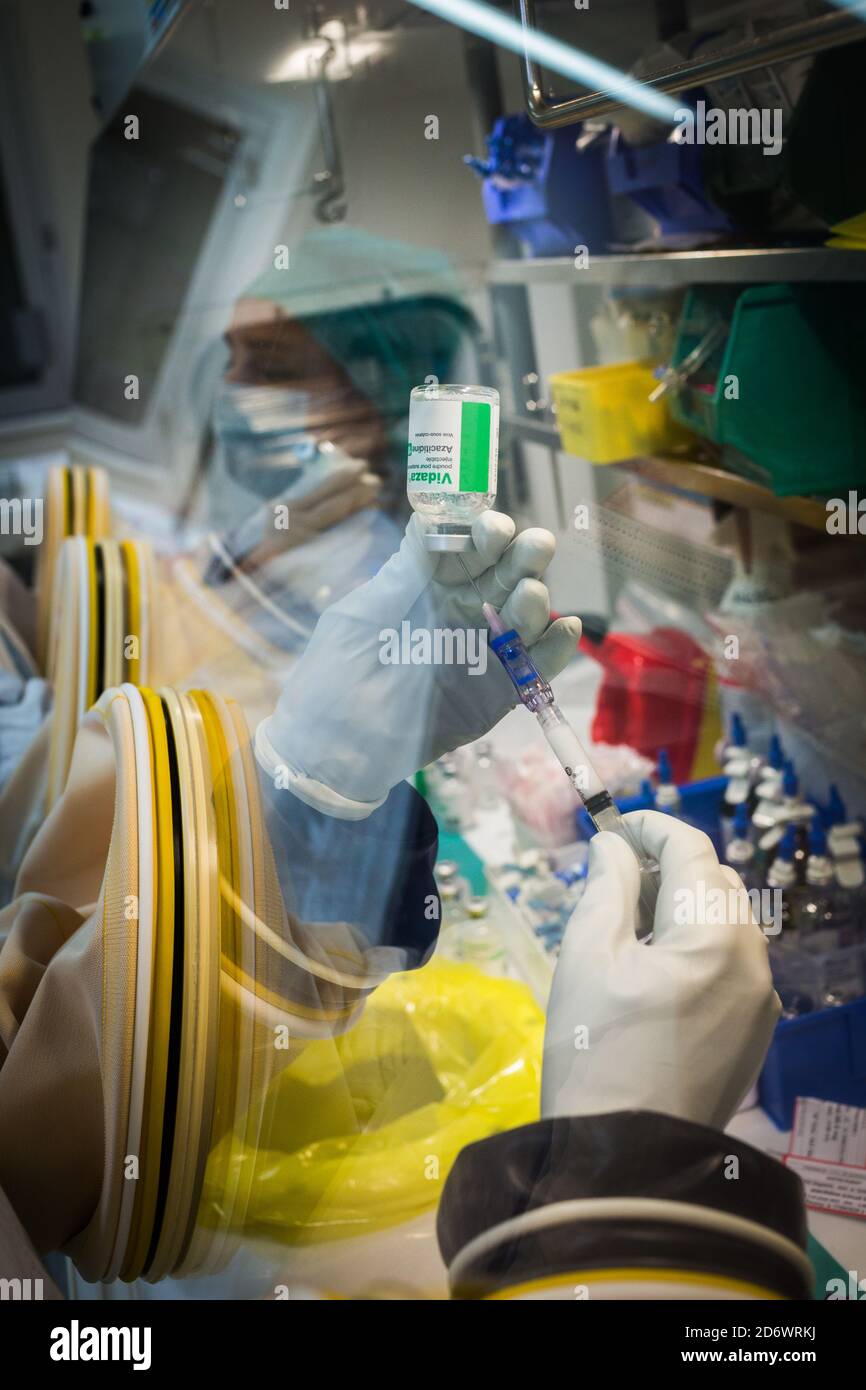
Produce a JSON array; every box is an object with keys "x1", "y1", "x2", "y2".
[
  {"x1": 542, "y1": 810, "x2": 780, "y2": 1132},
  {"x1": 256, "y1": 510, "x2": 581, "y2": 818}
]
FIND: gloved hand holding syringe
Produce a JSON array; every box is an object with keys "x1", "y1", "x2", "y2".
[{"x1": 459, "y1": 556, "x2": 661, "y2": 940}]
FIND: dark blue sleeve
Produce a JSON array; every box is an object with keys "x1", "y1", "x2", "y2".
[{"x1": 258, "y1": 768, "x2": 441, "y2": 970}]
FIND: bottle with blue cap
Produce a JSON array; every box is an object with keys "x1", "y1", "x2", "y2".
[
  {"x1": 766, "y1": 824, "x2": 802, "y2": 937},
  {"x1": 824, "y1": 785, "x2": 866, "y2": 896},
  {"x1": 825, "y1": 783, "x2": 847, "y2": 828},
  {"x1": 717, "y1": 711, "x2": 752, "y2": 771},
  {"x1": 752, "y1": 738, "x2": 787, "y2": 833},
  {"x1": 653, "y1": 749, "x2": 681, "y2": 815},
  {"x1": 795, "y1": 820, "x2": 842, "y2": 948},
  {"x1": 724, "y1": 803, "x2": 758, "y2": 892},
  {"x1": 727, "y1": 712, "x2": 747, "y2": 759},
  {"x1": 756, "y1": 733, "x2": 785, "y2": 799},
  {"x1": 755, "y1": 760, "x2": 813, "y2": 875},
  {"x1": 720, "y1": 717, "x2": 756, "y2": 846}
]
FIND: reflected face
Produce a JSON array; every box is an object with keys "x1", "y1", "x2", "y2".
[{"x1": 223, "y1": 297, "x2": 387, "y2": 463}]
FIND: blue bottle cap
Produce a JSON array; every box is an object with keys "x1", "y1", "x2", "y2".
[
  {"x1": 828, "y1": 784, "x2": 847, "y2": 825},
  {"x1": 731, "y1": 712, "x2": 746, "y2": 748},
  {"x1": 640, "y1": 778, "x2": 654, "y2": 803},
  {"x1": 768, "y1": 734, "x2": 784, "y2": 771},
  {"x1": 657, "y1": 749, "x2": 673, "y2": 784},
  {"x1": 733, "y1": 803, "x2": 750, "y2": 838},
  {"x1": 777, "y1": 824, "x2": 798, "y2": 861},
  {"x1": 782, "y1": 761, "x2": 798, "y2": 798}
]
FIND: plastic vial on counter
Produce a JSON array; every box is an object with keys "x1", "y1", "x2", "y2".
[
  {"x1": 437, "y1": 758, "x2": 473, "y2": 832},
  {"x1": 435, "y1": 860, "x2": 470, "y2": 924},
  {"x1": 407, "y1": 384, "x2": 499, "y2": 550},
  {"x1": 457, "y1": 897, "x2": 510, "y2": 977},
  {"x1": 470, "y1": 740, "x2": 502, "y2": 810}
]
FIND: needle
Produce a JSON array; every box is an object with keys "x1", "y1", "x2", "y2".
[{"x1": 457, "y1": 551, "x2": 485, "y2": 603}]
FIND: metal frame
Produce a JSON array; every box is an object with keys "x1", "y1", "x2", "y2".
[
  {"x1": 0, "y1": 4, "x2": 73, "y2": 418},
  {"x1": 490, "y1": 247, "x2": 866, "y2": 287},
  {"x1": 69, "y1": 58, "x2": 317, "y2": 502},
  {"x1": 515, "y1": 0, "x2": 866, "y2": 127}
]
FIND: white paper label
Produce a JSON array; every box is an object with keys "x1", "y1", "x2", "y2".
[{"x1": 784, "y1": 1097, "x2": 866, "y2": 1218}]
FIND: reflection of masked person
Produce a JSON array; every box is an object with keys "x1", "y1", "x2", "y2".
[
  {"x1": 199, "y1": 228, "x2": 483, "y2": 653},
  {"x1": 212, "y1": 305, "x2": 389, "y2": 502},
  {"x1": 208, "y1": 228, "x2": 481, "y2": 529},
  {"x1": 199, "y1": 300, "x2": 398, "y2": 660}
]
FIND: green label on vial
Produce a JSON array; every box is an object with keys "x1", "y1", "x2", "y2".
[
  {"x1": 458, "y1": 401, "x2": 491, "y2": 492},
  {"x1": 407, "y1": 396, "x2": 494, "y2": 494}
]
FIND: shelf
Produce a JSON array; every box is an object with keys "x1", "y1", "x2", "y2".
[
  {"x1": 502, "y1": 413, "x2": 561, "y2": 447},
  {"x1": 611, "y1": 455, "x2": 833, "y2": 531},
  {"x1": 503, "y1": 412, "x2": 836, "y2": 530},
  {"x1": 489, "y1": 247, "x2": 866, "y2": 290}
]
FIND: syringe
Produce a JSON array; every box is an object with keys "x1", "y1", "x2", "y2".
[{"x1": 483, "y1": 600, "x2": 660, "y2": 940}]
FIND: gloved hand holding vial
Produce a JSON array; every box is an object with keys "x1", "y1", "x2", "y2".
[
  {"x1": 258, "y1": 381, "x2": 658, "y2": 934},
  {"x1": 256, "y1": 384, "x2": 581, "y2": 818}
]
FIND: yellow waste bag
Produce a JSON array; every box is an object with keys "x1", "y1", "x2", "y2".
[{"x1": 202, "y1": 959, "x2": 544, "y2": 1243}]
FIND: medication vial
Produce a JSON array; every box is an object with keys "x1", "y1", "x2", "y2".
[{"x1": 407, "y1": 384, "x2": 499, "y2": 550}]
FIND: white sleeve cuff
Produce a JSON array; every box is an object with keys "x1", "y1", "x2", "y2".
[{"x1": 253, "y1": 720, "x2": 387, "y2": 822}]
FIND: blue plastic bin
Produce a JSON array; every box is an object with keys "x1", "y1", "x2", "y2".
[
  {"x1": 466, "y1": 114, "x2": 611, "y2": 257},
  {"x1": 576, "y1": 774, "x2": 726, "y2": 852},
  {"x1": 760, "y1": 997, "x2": 866, "y2": 1130},
  {"x1": 606, "y1": 127, "x2": 732, "y2": 243}
]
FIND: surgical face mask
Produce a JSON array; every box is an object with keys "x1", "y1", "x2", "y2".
[
  {"x1": 212, "y1": 382, "x2": 336, "y2": 497},
  {"x1": 208, "y1": 376, "x2": 375, "y2": 585}
]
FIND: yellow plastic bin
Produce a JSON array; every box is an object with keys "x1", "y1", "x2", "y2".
[{"x1": 550, "y1": 360, "x2": 693, "y2": 464}]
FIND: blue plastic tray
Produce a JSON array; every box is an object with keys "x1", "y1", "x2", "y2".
[
  {"x1": 576, "y1": 774, "x2": 726, "y2": 852},
  {"x1": 760, "y1": 997, "x2": 866, "y2": 1129}
]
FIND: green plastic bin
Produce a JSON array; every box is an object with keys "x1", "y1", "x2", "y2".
[{"x1": 669, "y1": 282, "x2": 866, "y2": 496}]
